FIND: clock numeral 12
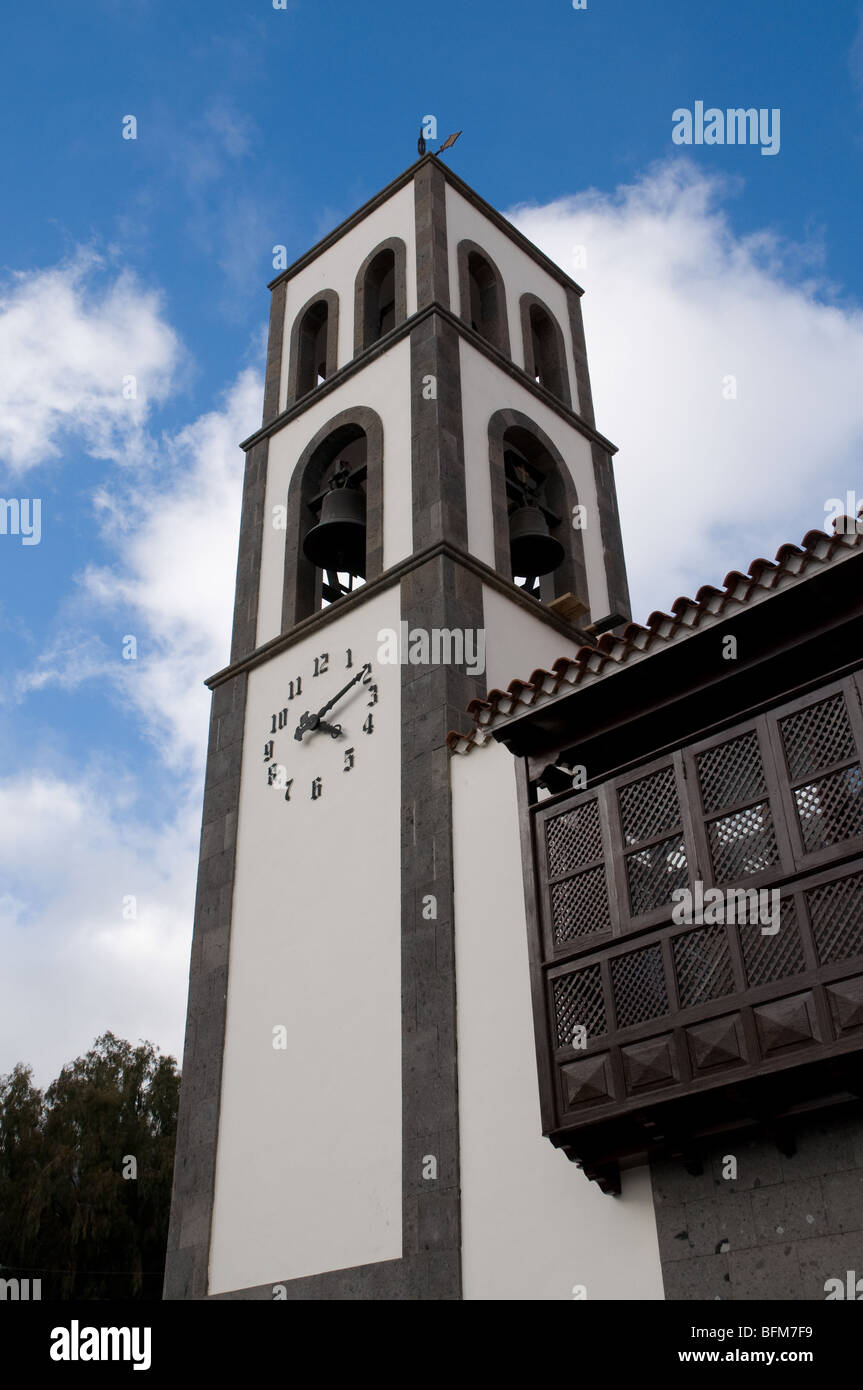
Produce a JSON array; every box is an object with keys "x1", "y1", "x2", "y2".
[{"x1": 313, "y1": 653, "x2": 329, "y2": 677}]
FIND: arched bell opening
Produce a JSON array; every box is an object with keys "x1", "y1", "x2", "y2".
[
  {"x1": 457, "y1": 240, "x2": 511, "y2": 357},
  {"x1": 520, "y1": 294, "x2": 572, "y2": 407},
  {"x1": 488, "y1": 414, "x2": 589, "y2": 617},
  {"x1": 363, "y1": 250, "x2": 395, "y2": 344},
  {"x1": 354, "y1": 238, "x2": 408, "y2": 356},
  {"x1": 282, "y1": 409, "x2": 384, "y2": 629},
  {"x1": 505, "y1": 439, "x2": 564, "y2": 601},
  {"x1": 302, "y1": 433, "x2": 368, "y2": 610},
  {"x1": 286, "y1": 289, "x2": 340, "y2": 406}
]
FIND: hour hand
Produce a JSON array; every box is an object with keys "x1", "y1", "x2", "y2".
[
  {"x1": 318, "y1": 720, "x2": 342, "y2": 738},
  {"x1": 294, "y1": 711, "x2": 317, "y2": 741}
]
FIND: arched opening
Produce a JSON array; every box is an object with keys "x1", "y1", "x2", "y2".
[
  {"x1": 296, "y1": 300, "x2": 330, "y2": 396},
  {"x1": 488, "y1": 412, "x2": 588, "y2": 614},
  {"x1": 364, "y1": 249, "x2": 396, "y2": 344},
  {"x1": 287, "y1": 290, "x2": 339, "y2": 404},
  {"x1": 282, "y1": 409, "x2": 384, "y2": 627},
  {"x1": 457, "y1": 241, "x2": 510, "y2": 356},
  {"x1": 527, "y1": 303, "x2": 568, "y2": 401},
  {"x1": 302, "y1": 433, "x2": 367, "y2": 611},
  {"x1": 354, "y1": 239, "x2": 408, "y2": 355},
  {"x1": 468, "y1": 252, "x2": 501, "y2": 344}
]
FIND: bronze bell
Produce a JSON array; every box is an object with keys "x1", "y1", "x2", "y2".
[
  {"x1": 303, "y1": 480, "x2": 367, "y2": 576},
  {"x1": 509, "y1": 503, "x2": 565, "y2": 576}
]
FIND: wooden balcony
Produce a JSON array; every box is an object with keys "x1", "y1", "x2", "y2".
[{"x1": 523, "y1": 675, "x2": 863, "y2": 1193}]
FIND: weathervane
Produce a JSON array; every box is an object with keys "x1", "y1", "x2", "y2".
[{"x1": 417, "y1": 126, "x2": 462, "y2": 158}]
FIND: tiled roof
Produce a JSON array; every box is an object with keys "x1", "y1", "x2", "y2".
[{"x1": 447, "y1": 516, "x2": 863, "y2": 755}]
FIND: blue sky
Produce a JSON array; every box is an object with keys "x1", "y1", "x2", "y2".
[{"x1": 2, "y1": 0, "x2": 863, "y2": 1081}]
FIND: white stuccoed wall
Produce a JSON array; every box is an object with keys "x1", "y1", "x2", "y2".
[
  {"x1": 209, "y1": 587, "x2": 402, "y2": 1294},
  {"x1": 451, "y1": 743, "x2": 664, "y2": 1301}
]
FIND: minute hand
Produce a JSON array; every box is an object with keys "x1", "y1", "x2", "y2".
[{"x1": 315, "y1": 669, "x2": 364, "y2": 720}]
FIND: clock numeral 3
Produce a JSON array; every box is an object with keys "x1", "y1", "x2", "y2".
[
  {"x1": 344, "y1": 747, "x2": 355, "y2": 772},
  {"x1": 367, "y1": 684, "x2": 378, "y2": 706}
]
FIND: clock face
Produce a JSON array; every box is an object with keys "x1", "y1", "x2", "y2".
[{"x1": 261, "y1": 646, "x2": 379, "y2": 805}]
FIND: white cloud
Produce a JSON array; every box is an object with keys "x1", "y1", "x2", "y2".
[
  {"x1": 0, "y1": 252, "x2": 258, "y2": 1081},
  {"x1": 0, "y1": 250, "x2": 183, "y2": 473},
  {"x1": 0, "y1": 352, "x2": 256, "y2": 1080},
  {"x1": 81, "y1": 366, "x2": 262, "y2": 767},
  {"x1": 508, "y1": 160, "x2": 863, "y2": 619},
  {"x1": 0, "y1": 772, "x2": 197, "y2": 1084},
  {"x1": 0, "y1": 770, "x2": 196, "y2": 1083}
]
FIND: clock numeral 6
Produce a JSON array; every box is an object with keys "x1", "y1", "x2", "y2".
[
  {"x1": 311, "y1": 777, "x2": 323, "y2": 800},
  {"x1": 362, "y1": 713, "x2": 374, "y2": 736},
  {"x1": 344, "y1": 747, "x2": 355, "y2": 772}
]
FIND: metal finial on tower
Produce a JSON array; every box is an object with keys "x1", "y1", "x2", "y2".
[{"x1": 417, "y1": 127, "x2": 426, "y2": 157}]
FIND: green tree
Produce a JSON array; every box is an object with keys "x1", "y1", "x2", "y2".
[{"x1": 0, "y1": 1033, "x2": 180, "y2": 1299}]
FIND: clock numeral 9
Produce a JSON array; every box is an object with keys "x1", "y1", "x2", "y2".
[
  {"x1": 263, "y1": 740, "x2": 274, "y2": 762},
  {"x1": 313, "y1": 653, "x2": 329, "y2": 677},
  {"x1": 344, "y1": 747, "x2": 355, "y2": 772},
  {"x1": 362, "y1": 713, "x2": 374, "y2": 736}
]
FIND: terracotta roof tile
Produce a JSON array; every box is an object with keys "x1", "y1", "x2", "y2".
[{"x1": 446, "y1": 516, "x2": 863, "y2": 754}]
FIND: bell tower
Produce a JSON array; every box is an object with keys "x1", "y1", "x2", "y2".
[{"x1": 164, "y1": 154, "x2": 658, "y2": 1302}]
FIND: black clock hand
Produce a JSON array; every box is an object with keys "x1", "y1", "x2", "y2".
[
  {"x1": 293, "y1": 710, "x2": 317, "y2": 740},
  {"x1": 294, "y1": 669, "x2": 366, "y2": 740},
  {"x1": 315, "y1": 669, "x2": 364, "y2": 720}
]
